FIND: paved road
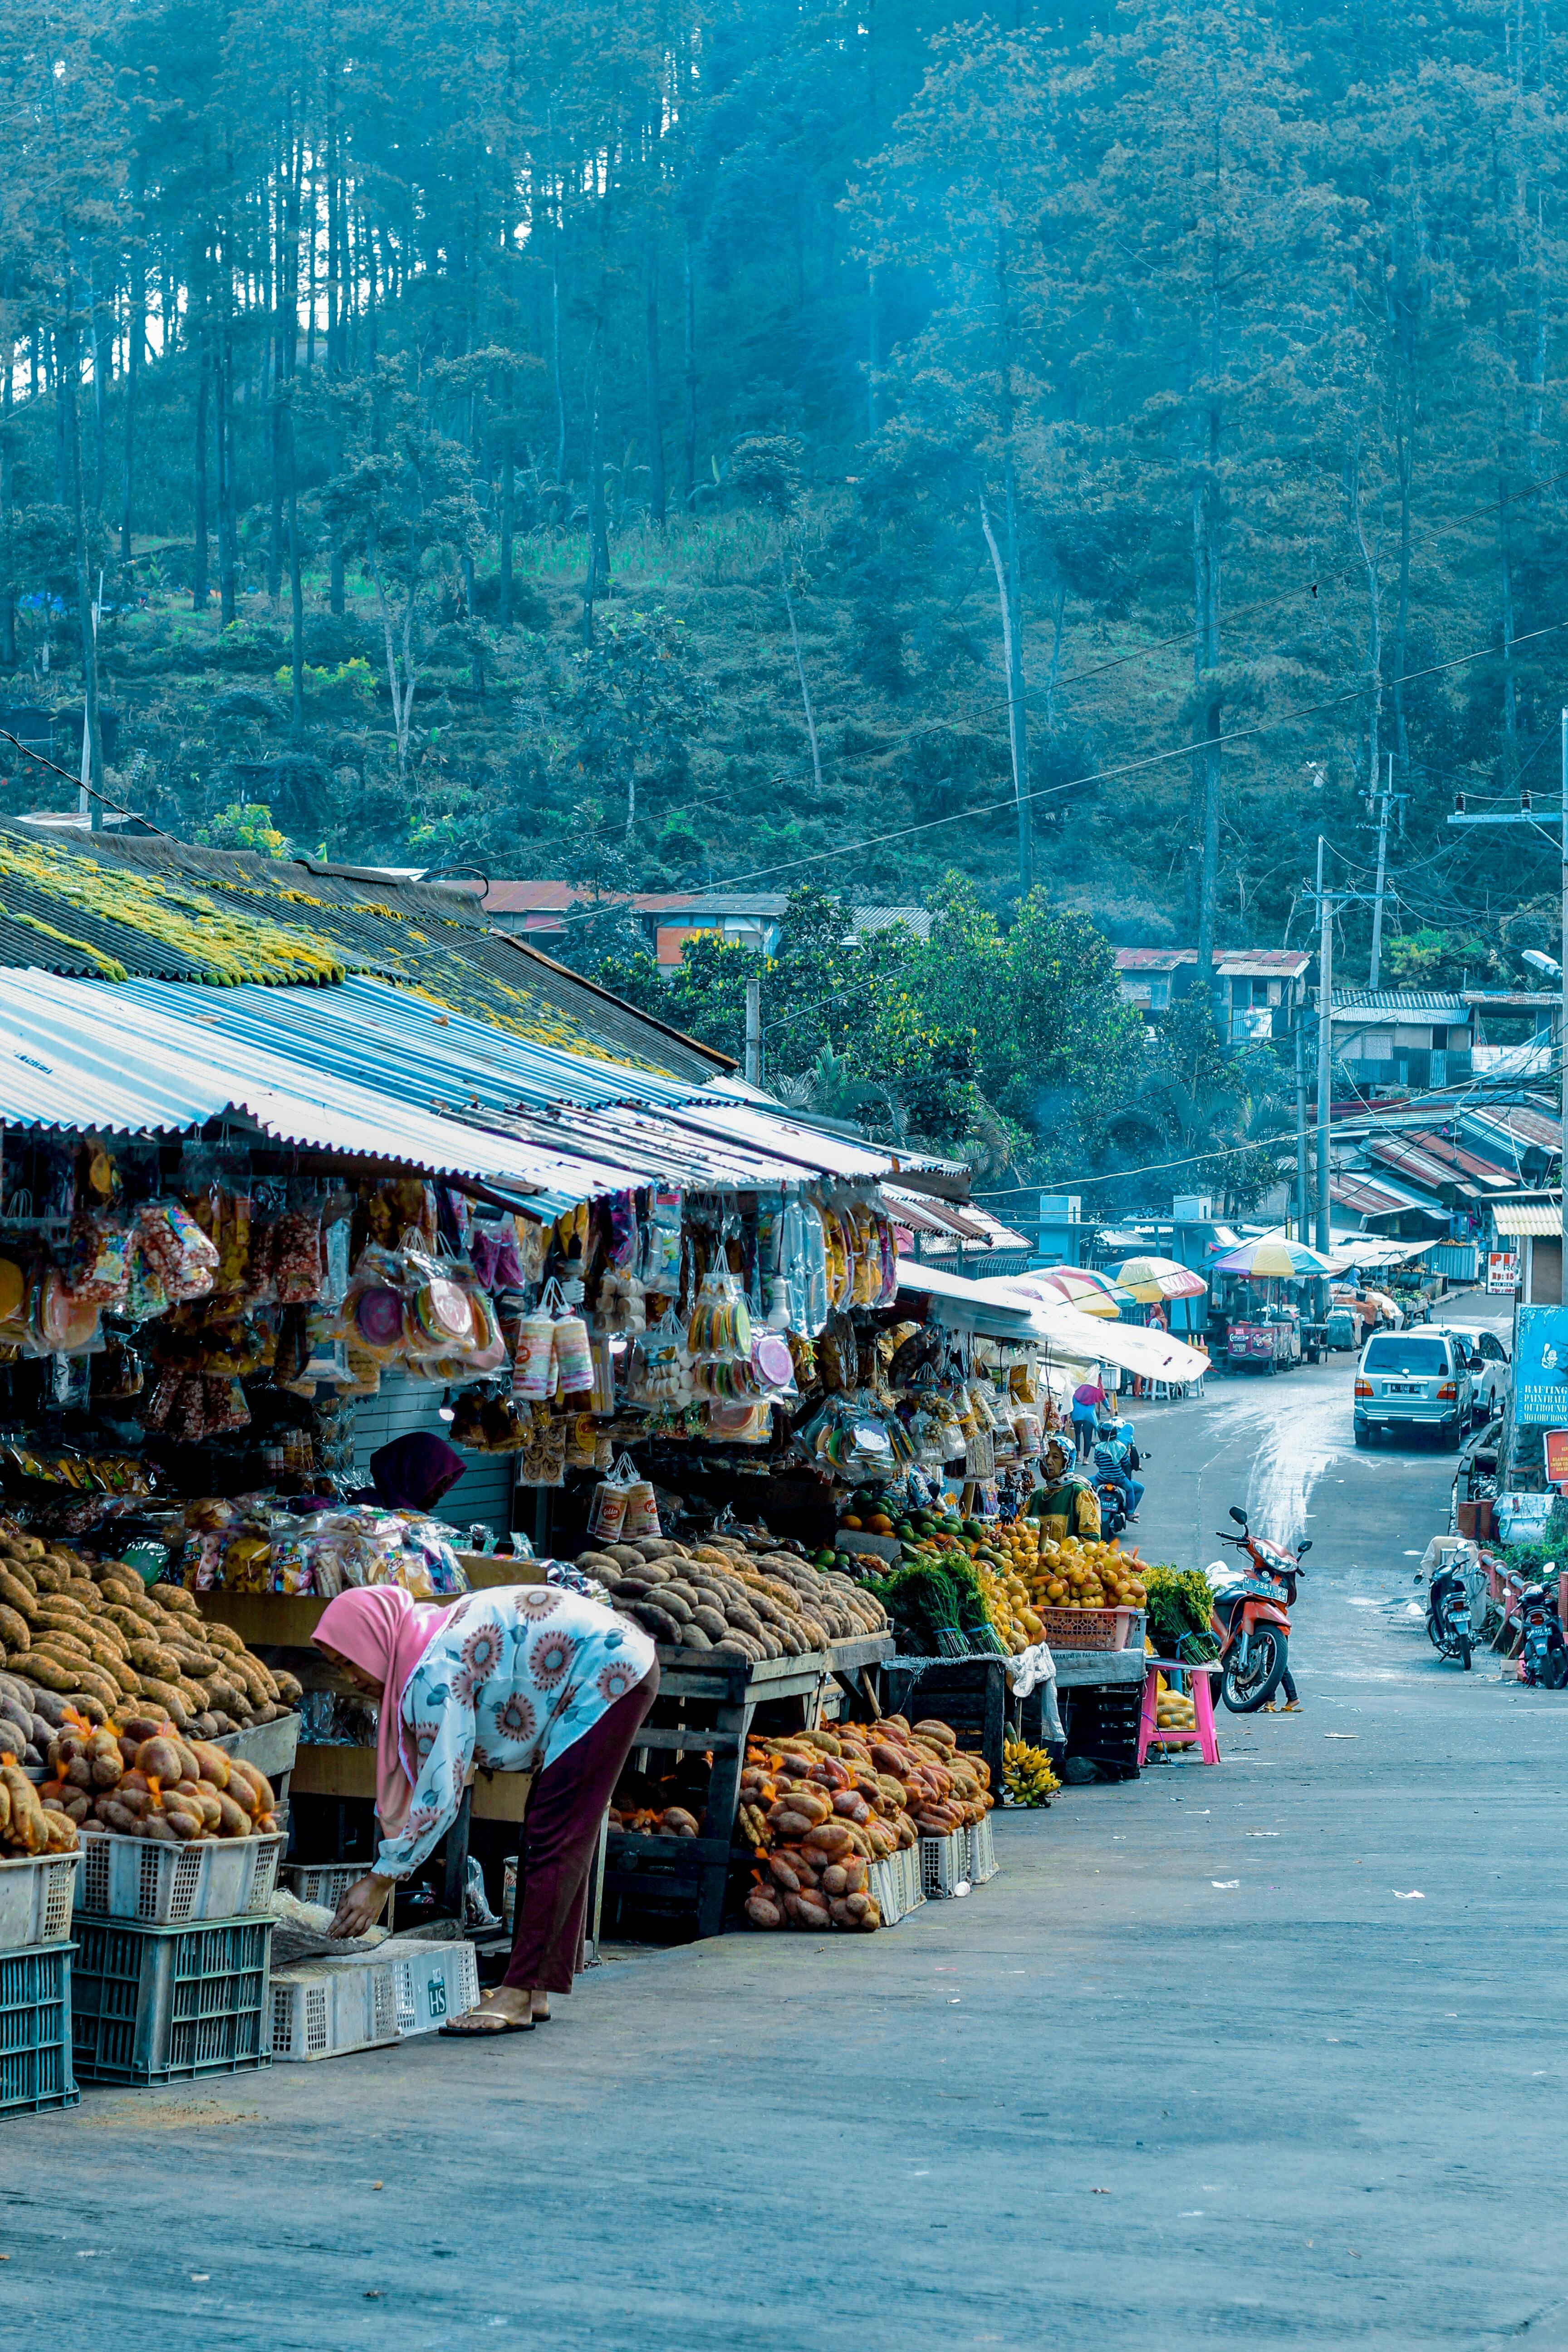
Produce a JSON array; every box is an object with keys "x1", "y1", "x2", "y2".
[{"x1": 6, "y1": 1298, "x2": 1564, "y2": 2350}]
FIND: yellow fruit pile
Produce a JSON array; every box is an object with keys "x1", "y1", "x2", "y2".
[
  {"x1": 975, "y1": 1562, "x2": 1044, "y2": 1652},
  {"x1": 1002, "y1": 1735, "x2": 1060, "y2": 1806},
  {"x1": 1155, "y1": 1676, "x2": 1196, "y2": 1733},
  {"x1": 1025, "y1": 1534, "x2": 1147, "y2": 1613}
]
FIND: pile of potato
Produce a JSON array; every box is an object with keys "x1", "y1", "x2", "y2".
[
  {"x1": 581, "y1": 1531, "x2": 889, "y2": 1663},
  {"x1": 0, "y1": 1520, "x2": 300, "y2": 1750},
  {"x1": 40, "y1": 1716, "x2": 277, "y2": 1844},
  {"x1": 736, "y1": 1715, "x2": 994, "y2": 1931}
]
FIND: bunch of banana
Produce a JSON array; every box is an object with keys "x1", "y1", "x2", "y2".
[{"x1": 1002, "y1": 1734, "x2": 1060, "y2": 1808}]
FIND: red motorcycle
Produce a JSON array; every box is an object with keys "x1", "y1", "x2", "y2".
[{"x1": 1209, "y1": 1506, "x2": 1311, "y2": 1712}]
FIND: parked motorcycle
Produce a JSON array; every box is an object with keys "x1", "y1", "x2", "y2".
[
  {"x1": 1518, "y1": 1579, "x2": 1568, "y2": 1688},
  {"x1": 1426, "y1": 1564, "x2": 1474, "y2": 1671},
  {"x1": 1207, "y1": 1507, "x2": 1311, "y2": 1712}
]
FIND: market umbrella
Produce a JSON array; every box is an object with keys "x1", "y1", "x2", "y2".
[
  {"x1": 1208, "y1": 1234, "x2": 1345, "y2": 1278},
  {"x1": 1111, "y1": 1254, "x2": 1209, "y2": 1303},
  {"x1": 1009, "y1": 1266, "x2": 1131, "y2": 1318}
]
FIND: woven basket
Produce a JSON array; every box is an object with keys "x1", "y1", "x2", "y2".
[{"x1": 1035, "y1": 1606, "x2": 1130, "y2": 1652}]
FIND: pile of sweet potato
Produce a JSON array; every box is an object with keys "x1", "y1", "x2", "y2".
[
  {"x1": 737, "y1": 1715, "x2": 994, "y2": 1931},
  {"x1": 37, "y1": 1715, "x2": 277, "y2": 1844}
]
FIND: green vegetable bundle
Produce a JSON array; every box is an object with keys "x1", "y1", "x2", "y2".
[
  {"x1": 869, "y1": 1555, "x2": 989, "y2": 1649},
  {"x1": 1141, "y1": 1567, "x2": 1220, "y2": 1662}
]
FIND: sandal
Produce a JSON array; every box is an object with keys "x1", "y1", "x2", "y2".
[{"x1": 440, "y1": 2002, "x2": 534, "y2": 2038}]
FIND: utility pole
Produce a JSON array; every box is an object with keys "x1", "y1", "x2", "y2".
[
  {"x1": 1316, "y1": 877, "x2": 1335, "y2": 1254},
  {"x1": 1294, "y1": 1004, "x2": 1310, "y2": 1241},
  {"x1": 1447, "y1": 741, "x2": 1568, "y2": 1293},
  {"x1": 745, "y1": 975, "x2": 761, "y2": 1089}
]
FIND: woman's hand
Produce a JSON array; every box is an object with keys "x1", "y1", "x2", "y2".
[{"x1": 328, "y1": 1872, "x2": 396, "y2": 1939}]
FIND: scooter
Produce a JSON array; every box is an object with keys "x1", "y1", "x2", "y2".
[
  {"x1": 1426, "y1": 1564, "x2": 1474, "y2": 1671},
  {"x1": 1518, "y1": 1577, "x2": 1568, "y2": 1688},
  {"x1": 1207, "y1": 1506, "x2": 1311, "y2": 1712}
]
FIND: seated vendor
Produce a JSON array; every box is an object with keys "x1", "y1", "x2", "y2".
[{"x1": 315, "y1": 1580, "x2": 658, "y2": 2034}]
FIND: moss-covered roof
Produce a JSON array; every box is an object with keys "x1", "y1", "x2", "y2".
[{"x1": 0, "y1": 826, "x2": 730, "y2": 1082}]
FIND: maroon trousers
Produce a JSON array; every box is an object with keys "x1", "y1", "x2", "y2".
[{"x1": 502, "y1": 1663, "x2": 659, "y2": 1994}]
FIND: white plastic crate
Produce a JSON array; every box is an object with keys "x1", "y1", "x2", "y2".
[
  {"x1": 867, "y1": 1843, "x2": 926, "y2": 1927},
  {"x1": 0, "y1": 1852, "x2": 80, "y2": 1953},
  {"x1": 78, "y1": 1830, "x2": 284, "y2": 1926},
  {"x1": 279, "y1": 1864, "x2": 363, "y2": 1913},
  {"x1": 270, "y1": 1962, "x2": 400, "y2": 2062},
  {"x1": 966, "y1": 1814, "x2": 998, "y2": 1886},
  {"x1": 380, "y1": 1936, "x2": 480, "y2": 2035},
  {"x1": 919, "y1": 1829, "x2": 970, "y2": 1899}
]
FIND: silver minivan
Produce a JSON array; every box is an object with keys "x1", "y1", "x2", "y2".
[{"x1": 1353, "y1": 1330, "x2": 1474, "y2": 1449}]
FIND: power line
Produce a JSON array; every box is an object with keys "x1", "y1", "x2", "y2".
[{"x1": 539, "y1": 611, "x2": 1568, "y2": 934}]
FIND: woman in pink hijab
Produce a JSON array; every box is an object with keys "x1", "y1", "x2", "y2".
[{"x1": 315, "y1": 1577, "x2": 657, "y2": 2034}]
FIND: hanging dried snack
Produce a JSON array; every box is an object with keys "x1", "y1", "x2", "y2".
[{"x1": 271, "y1": 1208, "x2": 325, "y2": 1304}]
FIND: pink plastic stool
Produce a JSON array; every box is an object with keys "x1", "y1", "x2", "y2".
[{"x1": 1138, "y1": 1660, "x2": 1221, "y2": 1766}]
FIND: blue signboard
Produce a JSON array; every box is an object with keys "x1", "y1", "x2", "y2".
[{"x1": 1513, "y1": 1305, "x2": 1568, "y2": 1425}]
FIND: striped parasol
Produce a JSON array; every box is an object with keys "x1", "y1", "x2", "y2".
[
  {"x1": 1111, "y1": 1254, "x2": 1209, "y2": 1303},
  {"x1": 1009, "y1": 1266, "x2": 1132, "y2": 1318}
]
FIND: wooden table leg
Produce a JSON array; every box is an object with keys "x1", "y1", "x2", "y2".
[{"x1": 696, "y1": 1695, "x2": 755, "y2": 1938}]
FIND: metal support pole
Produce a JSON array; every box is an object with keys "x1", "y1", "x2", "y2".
[
  {"x1": 744, "y1": 975, "x2": 761, "y2": 1089},
  {"x1": 1316, "y1": 889, "x2": 1334, "y2": 1254},
  {"x1": 1560, "y1": 708, "x2": 1566, "y2": 1282}
]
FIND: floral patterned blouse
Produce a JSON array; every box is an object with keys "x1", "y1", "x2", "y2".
[{"x1": 373, "y1": 1587, "x2": 657, "y2": 1881}]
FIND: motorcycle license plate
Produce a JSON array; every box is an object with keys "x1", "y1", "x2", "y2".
[
  {"x1": 1240, "y1": 1578, "x2": 1284, "y2": 1600},
  {"x1": 1446, "y1": 1611, "x2": 1471, "y2": 1633}
]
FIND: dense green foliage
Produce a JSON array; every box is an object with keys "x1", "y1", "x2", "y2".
[{"x1": 1, "y1": 0, "x2": 1565, "y2": 979}]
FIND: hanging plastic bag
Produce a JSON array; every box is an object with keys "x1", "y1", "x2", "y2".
[
  {"x1": 622, "y1": 1475, "x2": 661, "y2": 1537},
  {"x1": 642, "y1": 1187, "x2": 683, "y2": 1293},
  {"x1": 553, "y1": 1295, "x2": 595, "y2": 1396},
  {"x1": 586, "y1": 1450, "x2": 639, "y2": 1541}
]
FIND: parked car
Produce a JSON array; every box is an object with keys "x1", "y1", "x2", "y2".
[
  {"x1": 1431, "y1": 1324, "x2": 1511, "y2": 1425},
  {"x1": 1353, "y1": 1329, "x2": 1475, "y2": 1449}
]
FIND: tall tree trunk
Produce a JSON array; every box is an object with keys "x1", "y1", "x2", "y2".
[
  {"x1": 500, "y1": 441, "x2": 514, "y2": 625},
  {"x1": 121, "y1": 181, "x2": 144, "y2": 565},
  {"x1": 644, "y1": 239, "x2": 666, "y2": 525},
  {"x1": 218, "y1": 326, "x2": 236, "y2": 624},
  {"x1": 980, "y1": 474, "x2": 1032, "y2": 900},
  {"x1": 582, "y1": 338, "x2": 607, "y2": 642},
  {"x1": 87, "y1": 272, "x2": 106, "y2": 513},
  {"x1": 1392, "y1": 426, "x2": 1411, "y2": 772},
  {"x1": 288, "y1": 398, "x2": 305, "y2": 748},
  {"x1": 1498, "y1": 475, "x2": 1518, "y2": 767},
  {"x1": 193, "y1": 328, "x2": 210, "y2": 610},
  {"x1": 69, "y1": 372, "x2": 104, "y2": 818},
  {"x1": 551, "y1": 241, "x2": 567, "y2": 481},
  {"x1": 683, "y1": 237, "x2": 696, "y2": 507},
  {"x1": 866, "y1": 261, "x2": 877, "y2": 441},
  {"x1": 778, "y1": 525, "x2": 824, "y2": 799}
]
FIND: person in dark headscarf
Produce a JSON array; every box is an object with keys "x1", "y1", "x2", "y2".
[{"x1": 354, "y1": 1433, "x2": 467, "y2": 1513}]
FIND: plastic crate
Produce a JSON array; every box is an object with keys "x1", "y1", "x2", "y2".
[
  {"x1": 270, "y1": 1961, "x2": 400, "y2": 2062},
  {"x1": 72, "y1": 1914, "x2": 273, "y2": 2084},
  {"x1": 381, "y1": 1936, "x2": 480, "y2": 2035},
  {"x1": 0, "y1": 1942, "x2": 78, "y2": 2114},
  {"x1": 279, "y1": 1863, "x2": 363, "y2": 1913},
  {"x1": 0, "y1": 1852, "x2": 80, "y2": 1954},
  {"x1": 866, "y1": 1843, "x2": 926, "y2": 1927},
  {"x1": 966, "y1": 1814, "x2": 998, "y2": 1886},
  {"x1": 78, "y1": 1830, "x2": 284, "y2": 1926},
  {"x1": 919, "y1": 1829, "x2": 970, "y2": 1899}
]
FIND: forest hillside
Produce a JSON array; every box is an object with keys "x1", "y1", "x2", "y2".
[{"x1": 0, "y1": 0, "x2": 1565, "y2": 994}]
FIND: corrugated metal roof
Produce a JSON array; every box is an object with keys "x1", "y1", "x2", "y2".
[
  {"x1": 0, "y1": 970, "x2": 928, "y2": 1216},
  {"x1": 1331, "y1": 990, "x2": 1470, "y2": 1018},
  {"x1": 0, "y1": 824, "x2": 731, "y2": 1084},
  {"x1": 1493, "y1": 1200, "x2": 1563, "y2": 1236}
]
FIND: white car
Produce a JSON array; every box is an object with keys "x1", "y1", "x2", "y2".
[{"x1": 1432, "y1": 1325, "x2": 1511, "y2": 1425}]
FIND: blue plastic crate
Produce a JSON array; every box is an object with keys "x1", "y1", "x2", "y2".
[
  {"x1": 0, "y1": 1942, "x2": 78, "y2": 2114},
  {"x1": 72, "y1": 1914, "x2": 272, "y2": 2085}
]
